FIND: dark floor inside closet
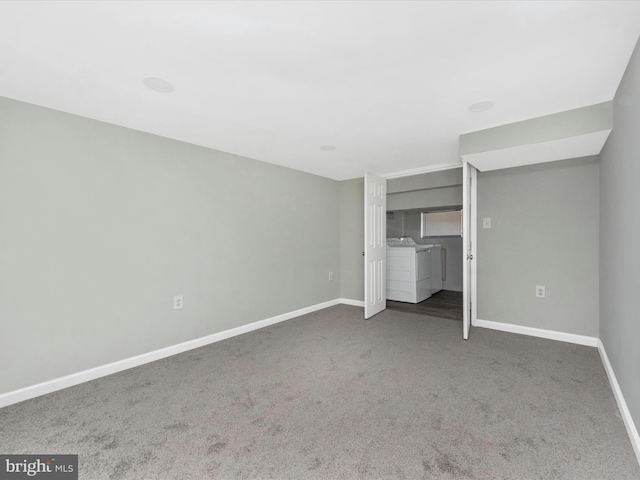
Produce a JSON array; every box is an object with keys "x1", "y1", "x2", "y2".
[{"x1": 386, "y1": 290, "x2": 463, "y2": 321}]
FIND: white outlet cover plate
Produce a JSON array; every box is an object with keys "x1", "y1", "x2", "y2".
[{"x1": 173, "y1": 295, "x2": 183, "y2": 309}]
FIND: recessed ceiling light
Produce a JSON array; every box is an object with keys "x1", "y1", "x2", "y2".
[
  {"x1": 468, "y1": 100, "x2": 494, "y2": 112},
  {"x1": 320, "y1": 145, "x2": 337, "y2": 151},
  {"x1": 143, "y1": 77, "x2": 174, "y2": 93}
]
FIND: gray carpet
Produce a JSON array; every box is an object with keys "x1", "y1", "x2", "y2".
[{"x1": 1, "y1": 305, "x2": 638, "y2": 479}]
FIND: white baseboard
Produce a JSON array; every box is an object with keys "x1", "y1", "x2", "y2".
[
  {"x1": 339, "y1": 298, "x2": 365, "y2": 307},
  {"x1": 597, "y1": 340, "x2": 640, "y2": 465},
  {"x1": 0, "y1": 298, "x2": 345, "y2": 409},
  {"x1": 474, "y1": 318, "x2": 599, "y2": 347}
]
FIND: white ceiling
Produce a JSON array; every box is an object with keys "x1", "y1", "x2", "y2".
[{"x1": 1, "y1": 1, "x2": 639, "y2": 180}]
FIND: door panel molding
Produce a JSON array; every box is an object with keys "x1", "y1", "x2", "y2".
[{"x1": 364, "y1": 171, "x2": 387, "y2": 319}]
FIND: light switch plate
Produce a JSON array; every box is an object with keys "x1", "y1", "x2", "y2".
[{"x1": 483, "y1": 218, "x2": 491, "y2": 229}]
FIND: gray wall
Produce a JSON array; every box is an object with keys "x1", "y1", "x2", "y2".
[
  {"x1": 460, "y1": 102, "x2": 613, "y2": 155},
  {"x1": 387, "y1": 185, "x2": 462, "y2": 211},
  {"x1": 387, "y1": 168, "x2": 462, "y2": 193},
  {"x1": 387, "y1": 164, "x2": 462, "y2": 212},
  {"x1": 387, "y1": 211, "x2": 404, "y2": 238},
  {"x1": 0, "y1": 96, "x2": 340, "y2": 394},
  {"x1": 599, "y1": 39, "x2": 640, "y2": 432},
  {"x1": 476, "y1": 156, "x2": 600, "y2": 337},
  {"x1": 339, "y1": 178, "x2": 364, "y2": 301},
  {"x1": 434, "y1": 237, "x2": 463, "y2": 292}
]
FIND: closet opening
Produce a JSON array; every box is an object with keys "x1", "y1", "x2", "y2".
[{"x1": 385, "y1": 168, "x2": 464, "y2": 321}]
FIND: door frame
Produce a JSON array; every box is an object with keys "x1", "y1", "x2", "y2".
[
  {"x1": 462, "y1": 161, "x2": 478, "y2": 339},
  {"x1": 380, "y1": 163, "x2": 477, "y2": 338}
]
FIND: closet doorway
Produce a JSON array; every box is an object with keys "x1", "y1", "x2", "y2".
[{"x1": 384, "y1": 168, "x2": 465, "y2": 323}]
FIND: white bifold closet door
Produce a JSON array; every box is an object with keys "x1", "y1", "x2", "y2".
[
  {"x1": 364, "y1": 171, "x2": 387, "y2": 319},
  {"x1": 462, "y1": 161, "x2": 478, "y2": 340}
]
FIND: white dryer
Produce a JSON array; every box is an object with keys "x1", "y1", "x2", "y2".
[{"x1": 386, "y1": 238, "x2": 433, "y2": 303}]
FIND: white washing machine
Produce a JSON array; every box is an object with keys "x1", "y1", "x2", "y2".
[{"x1": 386, "y1": 238, "x2": 433, "y2": 303}]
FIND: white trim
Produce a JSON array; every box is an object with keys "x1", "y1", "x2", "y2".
[
  {"x1": 470, "y1": 164, "x2": 477, "y2": 327},
  {"x1": 474, "y1": 318, "x2": 598, "y2": 347},
  {"x1": 339, "y1": 298, "x2": 365, "y2": 307},
  {"x1": 462, "y1": 162, "x2": 470, "y2": 339},
  {"x1": 597, "y1": 340, "x2": 640, "y2": 465},
  {"x1": 381, "y1": 162, "x2": 462, "y2": 179},
  {"x1": 0, "y1": 299, "x2": 342, "y2": 409}
]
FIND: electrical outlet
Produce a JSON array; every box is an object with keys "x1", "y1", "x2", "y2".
[
  {"x1": 536, "y1": 286, "x2": 545, "y2": 298},
  {"x1": 173, "y1": 295, "x2": 183, "y2": 310},
  {"x1": 328, "y1": 272, "x2": 333, "y2": 281}
]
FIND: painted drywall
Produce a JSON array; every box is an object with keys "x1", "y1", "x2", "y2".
[
  {"x1": 387, "y1": 167, "x2": 462, "y2": 211},
  {"x1": 461, "y1": 103, "x2": 612, "y2": 172},
  {"x1": 0, "y1": 96, "x2": 340, "y2": 395},
  {"x1": 599, "y1": 39, "x2": 640, "y2": 433},
  {"x1": 387, "y1": 185, "x2": 463, "y2": 211},
  {"x1": 431, "y1": 237, "x2": 463, "y2": 292},
  {"x1": 339, "y1": 178, "x2": 364, "y2": 301},
  {"x1": 387, "y1": 211, "x2": 404, "y2": 238},
  {"x1": 460, "y1": 102, "x2": 613, "y2": 155},
  {"x1": 387, "y1": 168, "x2": 462, "y2": 194},
  {"x1": 476, "y1": 156, "x2": 599, "y2": 337}
]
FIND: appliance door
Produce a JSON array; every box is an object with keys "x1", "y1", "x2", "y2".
[
  {"x1": 416, "y1": 249, "x2": 432, "y2": 302},
  {"x1": 416, "y1": 249, "x2": 431, "y2": 281}
]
